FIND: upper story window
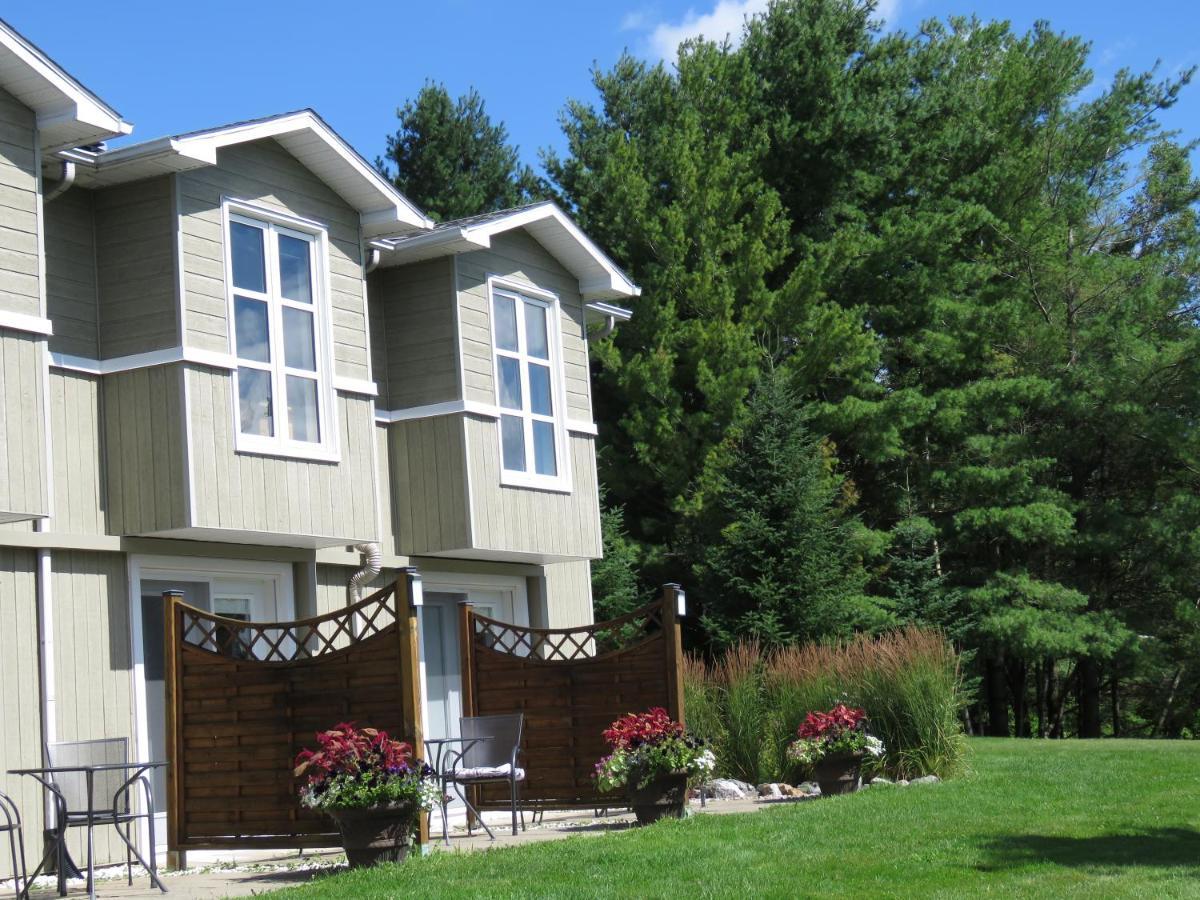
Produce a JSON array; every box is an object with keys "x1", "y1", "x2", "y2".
[
  {"x1": 490, "y1": 277, "x2": 570, "y2": 491},
  {"x1": 226, "y1": 203, "x2": 337, "y2": 461}
]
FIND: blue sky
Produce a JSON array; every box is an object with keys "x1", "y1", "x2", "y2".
[{"x1": 9, "y1": 1, "x2": 1199, "y2": 175}]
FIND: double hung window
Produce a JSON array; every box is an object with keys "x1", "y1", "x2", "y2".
[
  {"x1": 227, "y1": 207, "x2": 334, "y2": 459},
  {"x1": 491, "y1": 281, "x2": 568, "y2": 490}
]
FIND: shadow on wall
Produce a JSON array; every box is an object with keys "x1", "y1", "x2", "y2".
[{"x1": 978, "y1": 828, "x2": 1200, "y2": 872}]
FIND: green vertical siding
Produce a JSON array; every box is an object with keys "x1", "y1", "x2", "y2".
[
  {"x1": 389, "y1": 415, "x2": 471, "y2": 556},
  {"x1": 44, "y1": 187, "x2": 98, "y2": 357},
  {"x1": 0, "y1": 87, "x2": 41, "y2": 318},
  {"x1": 176, "y1": 140, "x2": 370, "y2": 380},
  {"x1": 0, "y1": 328, "x2": 47, "y2": 522},
  {"x1": 185, "y1": 367, "x2": 378, "y2": 542},
  {"x1": 94, "y1": 176, "x2": 177, "y2": 358},
  {"x1": 49, "y1": 370, "x2": 106, "y2": 534}
]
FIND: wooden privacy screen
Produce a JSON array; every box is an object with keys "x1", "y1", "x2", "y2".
[
  {"x1": 163, "y1": 578, "x2": 423, "y2": 851},
  {"x1": 460, "y1": 585, "x2": 685, "y2": 810}
]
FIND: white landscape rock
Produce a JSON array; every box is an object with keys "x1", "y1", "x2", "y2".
[
  {"x1": 756, "y1": 783, "x2": 785, "y2": 800},
  {"x1": 703, "y1": 778, "x2": 756, "y2": 800},
  {"x1": 909, "y1": 774, "x2": 941, "y2": 785}
]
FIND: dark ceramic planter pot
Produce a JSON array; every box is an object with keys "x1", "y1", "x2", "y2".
[
  {"x1": 326, "y1": 803, "x2": 417, "y2": 868},
  {"x1": 628, "y1": 771, "x2": 689, "y2": 825},
  {"x1": 813, "y1": 752, "x2": 864, "y2": 796}
]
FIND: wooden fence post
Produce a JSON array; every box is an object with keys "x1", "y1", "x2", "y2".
[
  {"x1": 395, "y1": 570, "x2": 427, "y2": 846},
  {"x1": 661, "y1": 584, "x2": 686, "y2": 728},
  {"x1": 162, "y1": 590, "x2": 186, "y2": 871}
]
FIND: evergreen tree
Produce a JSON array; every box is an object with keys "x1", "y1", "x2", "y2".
[
  {"x1": 378, "y1": 83, "x2": 544, "y2": 221},
  {"x1": 686, "y1": 368, "x2": 885, "y2": 648},
  {"x1": 591, "y1": 490, "x2": 645, "y2": 622}
]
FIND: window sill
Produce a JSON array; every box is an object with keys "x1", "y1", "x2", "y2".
[
  {"x1": 499, "y1": 471, "x2": 573, "y2": 494},
  {"x1": 234, "y1": 436, "x2": 342, "y2": 464}
]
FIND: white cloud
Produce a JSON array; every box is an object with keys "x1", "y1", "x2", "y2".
[{"x1": 636, "y1": 0, "x2": 900, "y2": 60}]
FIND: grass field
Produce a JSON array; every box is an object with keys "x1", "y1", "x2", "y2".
[{"x1": 270, "y1": 738, "x2": 1200, "y2": 898}]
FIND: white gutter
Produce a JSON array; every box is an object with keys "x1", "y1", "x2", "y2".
[{"x1": 43, "y1": 159, "x2": 75, "y2": 203}]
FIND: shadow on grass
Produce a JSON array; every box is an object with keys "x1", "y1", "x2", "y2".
[{"x1": 979, "y1": 828, "x2": 1200, "y2": 872}]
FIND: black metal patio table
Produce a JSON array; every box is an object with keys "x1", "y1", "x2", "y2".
[{"x1": 7, "y1": 761, "x2": 167, "y2": 900}]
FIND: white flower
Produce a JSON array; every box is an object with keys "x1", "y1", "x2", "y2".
[{"x1": 865, "y1": 735, "x2": 885, "y2": 758}]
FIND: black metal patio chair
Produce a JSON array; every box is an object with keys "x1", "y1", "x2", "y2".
[
  {"x1": 42, "y1": 738, "x2": 163, "y2": 895},
  {"x1": 0, "y1": 789, "x2": 27, "y2": 900},
  {"x1": 444, "y1": 714, "x2": 526, "y2": 841}
]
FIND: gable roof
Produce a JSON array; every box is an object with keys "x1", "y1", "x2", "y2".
[
  {"x1": 65, "y1": 109, "x2": 432, "y2": 236},
  {"x1": 0, "y1": 18, "x2": 131, "y2": 152},
  {"x1": 373, "y1": 201, "x2": 640, "y2": 301}
]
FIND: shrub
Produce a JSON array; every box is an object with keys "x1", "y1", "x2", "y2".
[{"x1": 684, "y1": 628, "x2": 968, "y2": 783}]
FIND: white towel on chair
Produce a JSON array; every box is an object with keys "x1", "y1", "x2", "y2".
[{"x1": 455, "y1": 764, "x2": 526, "y2": 781}]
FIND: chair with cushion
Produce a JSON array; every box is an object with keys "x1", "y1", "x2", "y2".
[
  {"x1": 0, "y1": 790, "x2": 27, "y2": 900},
  {"x1": 444, "y1": 714, "x2": 526, "y2": 841}
]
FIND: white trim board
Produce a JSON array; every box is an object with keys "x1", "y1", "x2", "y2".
[
  {"x1": 48, "y1": 346, "x2": 378, "y2": 396},
  {"x1": 0, "y1": 310, "x2": 53, "y2": 336},
  {"x1": 373, "y1": 399, "x2": 597, "y2": 435}
]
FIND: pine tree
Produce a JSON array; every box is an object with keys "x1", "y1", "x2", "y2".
[
  {"x1": 686, "y1": 368, "x2": 885, "y2": 648},
  {"x1": 378, "y1": 83, "x2": 544, "y2": 222}
]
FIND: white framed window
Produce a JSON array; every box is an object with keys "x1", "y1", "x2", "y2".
[
  {"x1": 488, "y1": 276, "x2": 571, "y2": 491},
  {"x1": 224, "y1": 200, "x2": 339, "y2": 461}
]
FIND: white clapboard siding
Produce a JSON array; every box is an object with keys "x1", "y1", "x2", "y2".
[
  {"x1": 44, "y1": 186, "x2": 98, "y2": 357},
  {"x1": 185, "y1": 367, "x2": 378, "y2": 541},
  {"x1": 0, "y1": 548, "x2": 44, "y2": 876},
  {"x1": 455, "y1": 231, "x2": 592, "y2": 420},
  {"x1": 369, "y1": 257, "x2": 459, "y2": 409},
  {"x1": 94, "y1": 176, "x2": 177, "y2": 358},
  {"x1": 0, "y1": 88, "x2": 40, "y2": 318},
  {"x1": 0, "y1": 328, "x2": 48, "y2": 521},
  {"x1": 49, "y1": 370, "x2": 106, "y2": 534},
  {"x1": 176, "y1": 140, "x2": 370, "y2": 380},
  {"x1": 52, "y1": 550, "x2": 136, "y2": 868}
]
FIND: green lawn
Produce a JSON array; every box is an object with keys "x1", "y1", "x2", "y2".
[{"x1": 270, "y1": 739, "x2": 1200, "y2": 898}]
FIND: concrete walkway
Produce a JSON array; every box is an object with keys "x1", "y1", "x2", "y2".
[{"x1": 22, "y1": 797, "x2": 781, "y2": 899}]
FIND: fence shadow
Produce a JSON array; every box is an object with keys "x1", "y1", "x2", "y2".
[{"x1": 978, "y1": 828, "x2": 1200, "y2": 872}]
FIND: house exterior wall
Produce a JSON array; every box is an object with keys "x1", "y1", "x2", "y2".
[
  {"x1": 176, "y1": 139, "x2": 371, "y2": 381},
  {"x1": 542, "y1": 560, "x2": 595, "y2": 628},
  {"x1": 185, "y1": 366, "x2": 379, "y2": 543},
  {"x1": 49, "y1": 370, "x2": 106, "y2": 534},
  {"x1": 0, "y1": 87, "x2": 41, "y2": 319},
  {"x1": 102, "y1": 364, "x2": 188, "y2": 535},
  {"x1": 44, "y1": 187, "x2": 99, "y2": 358},
  {"x1": 388, "y1": 414, "x2": 471, "y2": 556},
  {"x1": 0, "y1": 547, "x2": 43, "y2": 877},
  {"x1": 0, "y1": 328, "x2": 48, "y2": 522},
  {"x1": 94, "y1": 176, "x2": 177, "y2": 359},
  {"x1": 369, "y1": 257, "x2": 458, "y2": 409},
  {"x1": 463, "y1": 415, "x2": 602, "y2": 560},
  {"x1": 455, "y1": 231, "x2": 592, "y2": 420},
  {"x1": 51, "y1": 549, "x2": 134, "y2": 867}
]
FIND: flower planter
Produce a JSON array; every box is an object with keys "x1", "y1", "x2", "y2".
[
  {"x1": 813, "y1": 752, "x2": 863, "y2": 796},
  {"x1": 326, "y1": 803, "x2": 417, "y2": 868},
  {"x1": 628, "y1": 771, "x2": 689, "y2": 825}
]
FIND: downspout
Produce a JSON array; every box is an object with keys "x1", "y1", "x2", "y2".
[
  {"x1": 348, "y1": 542, "x2": 383, "y2": 605},
  {"x1": 364, "y1": 247, "x2": 381, "y2": 274},
  {"x1": 586, "y1": 314, "x2": 616, "y2": 343},
  {"x1": 43, "y1": 160, "x2": 76, "y2": 204}
]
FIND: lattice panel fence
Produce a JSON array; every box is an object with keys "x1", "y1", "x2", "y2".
[
  {"x1": 165, "y1": 578, "x2": 422, "y2": 851},
  {"x1": 461, "y1": 587, "x2": 685, "y2": 810}
]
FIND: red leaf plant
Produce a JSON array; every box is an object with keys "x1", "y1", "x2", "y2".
[
  {"x1": 796, "y1": 703, "x2": 867, "y2": 740},
  {"x1": 602, "y1": 707, "x2": 685, "y2": 750},
  {"x1": 293, "y1": 721, "x2": 419, "y2": 789}
]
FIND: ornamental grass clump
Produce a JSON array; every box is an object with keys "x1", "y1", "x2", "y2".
[
  {"x1": 786, "y1": 704, "x2": 885, "y2": 766},
  {"x1": 594, "y1": 708, "x2": 715, "y2": 792},
  {"x1": 294, "y1": 722, "x2": 441, "y2": 814},
  {"x1": 684, "y1": 627, "x2": 967, "y2": 783}
]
